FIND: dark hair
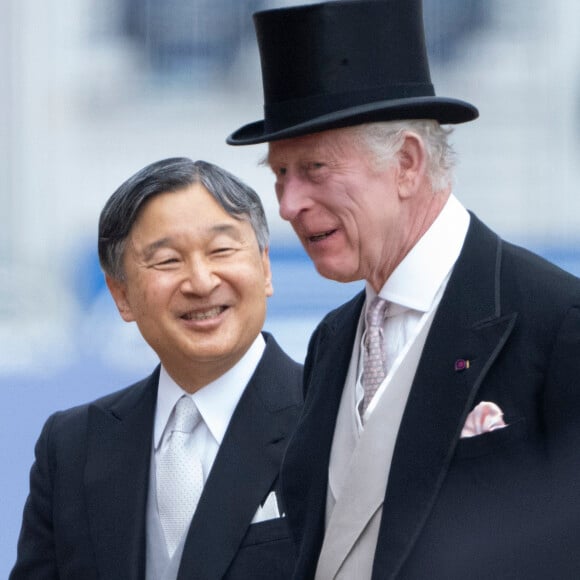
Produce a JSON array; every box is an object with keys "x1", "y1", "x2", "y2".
[{"x1": 98, "y1": 158, "x2": 269, "y2": 280}]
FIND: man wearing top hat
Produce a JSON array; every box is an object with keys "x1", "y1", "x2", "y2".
[{"x1": 228, "y1": 0, "x2": 580, "y2": 578}]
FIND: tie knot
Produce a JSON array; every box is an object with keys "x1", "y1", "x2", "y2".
[
  {"x1": 366, "y1": 296, "x2": 389, "y2": 328},
  {"x1": 172, "y1": 396, "x2": 201, "y2": 434}
]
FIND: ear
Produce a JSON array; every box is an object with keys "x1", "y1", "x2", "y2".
[
  {"x1": 261, "y1": 247, "x2": 274, "y2": 298},
  {"x1": 105, "y1": 274, "x2": 136, "y2": 322},
  {"x1": 396, "y1": 132, "x2": 427, "y2": 199}
]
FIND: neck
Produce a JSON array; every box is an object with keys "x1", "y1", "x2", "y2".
[{"x1": 369, "y1": 189, "x2": 450, "y2": 293}]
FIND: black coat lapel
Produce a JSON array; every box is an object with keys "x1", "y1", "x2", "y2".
[
  {"x1": 282, "y1": 292, "x2": 365, "y2": 578},
  {"x1": 177, "y1": 334, "x2": 302, "y2": 580},
  {"x1": 85, "y1": 369, "x2": 159, "y2": 580},
  {"x1": 372, "y1": 215, "x2": 517, "y2": 579}
]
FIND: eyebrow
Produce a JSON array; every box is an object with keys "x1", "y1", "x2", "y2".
[
  {"x1": 140, "y1": 223, "x2": 245, "y2": 260},
  {"x1": 141, "y1": 237, "x2": 173, "y2": 261}
]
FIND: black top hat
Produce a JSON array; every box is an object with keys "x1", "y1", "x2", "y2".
[{"x1": 228, "y1": 0, "x2": 478, "y2": 145}]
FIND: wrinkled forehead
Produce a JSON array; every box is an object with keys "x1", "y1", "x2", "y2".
[{"x1": 267, "y1": 127, "x2": 360, "y2": 165}]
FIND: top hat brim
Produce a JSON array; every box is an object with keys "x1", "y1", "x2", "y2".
[{"x1": 227, "y1": 96, "x2": 478, "y2": 146}]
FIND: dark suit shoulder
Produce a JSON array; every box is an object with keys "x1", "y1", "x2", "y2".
[
  {"x1": 501, "y1": 239, "x2": 580, "y2": 302},
  {"x1": 305, "y1": 291, "x2": 364, "y2": 360},
  {"x1": 302, "y1": 291, "x2": 365, "y2": 382},
  {"x1": 494, "y1": 238, "x2": 580, "y2": 355},
  {"x1": 256, "y1": 332, "x2": 303, "y2": 410},
  {"x1": 37, "y1": 370, "x2": 157, "y2": 446},
  {"x1": 468, "y1": 213, "x2": 580, "y2": 306}
]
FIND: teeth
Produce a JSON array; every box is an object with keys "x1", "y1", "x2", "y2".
[
  {"x1": 184, "y1": 306, "x2": 224, "y2": 321},
  {"x1": 311, "y1": 231, "x2": 332, "y2": 241}
]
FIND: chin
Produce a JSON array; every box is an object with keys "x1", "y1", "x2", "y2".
[{"x1": 314, "y1": 264, "x2": 359, "y2": 284}]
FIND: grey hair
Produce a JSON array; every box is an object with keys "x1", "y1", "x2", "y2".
[
  {"x1": 349, "y1": 120, "x2": 456, "y2": 192},
  {"x1": 98, "y1": 158, "x2": 270, "y2": 280}
]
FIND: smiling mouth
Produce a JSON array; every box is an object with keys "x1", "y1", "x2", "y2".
[
  {"x1": 309, "y1": 229, "x2": 336, "y2": 242},
  {"x1": 181, "y1": 306, "x2": 227, "y2": 321}
]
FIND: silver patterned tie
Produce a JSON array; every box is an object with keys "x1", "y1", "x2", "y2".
[
  {"x1": 157, "y1": 395, "x2": 203, "y2": 557},
  {"x1": 360, "y1": 296, "x2": 389, "y2": 417}
]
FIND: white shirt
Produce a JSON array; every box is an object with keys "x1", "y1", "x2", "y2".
[
  {"x1": 153, "y1": 334, "x2": 266, "y2": 481},
  {"x1": 357, "y1": 194, "x2": 470, "y2": 424}
]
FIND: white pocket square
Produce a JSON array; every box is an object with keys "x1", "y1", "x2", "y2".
[
  {"x1": 461, "y1": 401, "x2": 508, "y2": 438},
  {"x1": 251, "y1": 491, "x2": 284, "y2": 524}
]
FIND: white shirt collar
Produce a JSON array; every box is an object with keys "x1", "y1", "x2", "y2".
[
  {"x1": 366, "y1": 194, "x2": 470, "y2": 313},
  {"x1": 154, "y1": 334, "x2": 266, "y2": 450}
]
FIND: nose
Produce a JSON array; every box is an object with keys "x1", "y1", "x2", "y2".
[
  {"x1": 180, "y1": 256, "x2": 220, "y2": 296},
  {"x1": 277, "y1": 175, "x2": 312, "y2": 222}
]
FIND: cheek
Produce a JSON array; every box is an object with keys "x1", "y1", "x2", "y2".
[
  {"x1": 130, "y1": 277, "x2": 172, "y2": 315},
  {"x1": 235, "y1": 270, "x2": 271, "y2": 307},
  {"x1": 335, "y1": 202, "x2": 365, "y2": 236}
]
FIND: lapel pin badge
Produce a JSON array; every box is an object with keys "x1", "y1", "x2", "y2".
[{"x1": 454, "y1": 359, "x2": 470, "y2": 372}]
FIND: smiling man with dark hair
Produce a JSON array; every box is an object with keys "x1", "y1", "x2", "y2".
[{"x1": 11, "y1": 158, "x2": 302, "y2": 580}]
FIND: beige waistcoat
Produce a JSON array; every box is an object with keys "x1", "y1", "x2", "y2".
[{"x1": 315, "y1": 306, "x2": 437, "y2": 580}]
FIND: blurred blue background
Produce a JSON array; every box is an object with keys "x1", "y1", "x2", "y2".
[{"x1": 2, "y1": 0, "x2": 580, "y2": 573}]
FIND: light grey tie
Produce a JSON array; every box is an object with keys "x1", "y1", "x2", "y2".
[
  {"x1": 157, "y1": 395, "x2": 203, "y2": 557},
  {"x1": 360, "y1": 296, "x2": 389, "y2": 417}
]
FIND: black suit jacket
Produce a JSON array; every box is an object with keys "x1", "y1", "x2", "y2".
[
  {"x1": 281, "y1": 215, "x2": 580, "y2": 579},
  {"x1": 11, "y1": 332, "x2": 303, "y2": 580}
]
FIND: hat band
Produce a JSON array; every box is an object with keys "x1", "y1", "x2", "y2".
[{"x1": 264, "y1": 82, "x2": 435, "y2": 133}]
